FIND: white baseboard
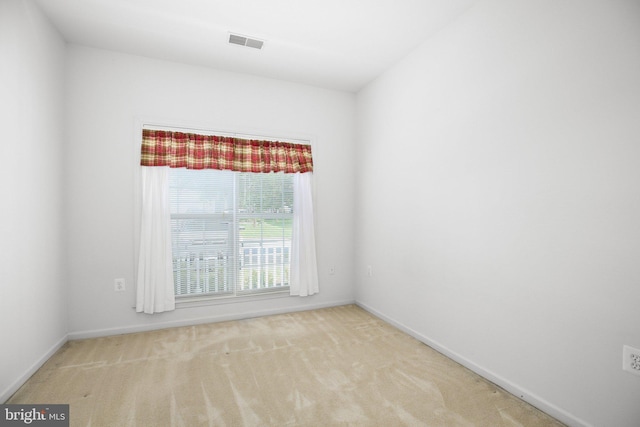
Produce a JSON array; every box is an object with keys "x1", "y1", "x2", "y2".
[
  {"x1": 68, "y1": 299, "x2": 356, "y2": 340},
  {"x1": 1, "y1": 334, "x2": 68, "y2": 403},
  {"x1": 355, "y1": 301, "x2": 591, "y2": 427}
]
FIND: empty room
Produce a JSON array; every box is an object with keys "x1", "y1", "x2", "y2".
[{"x1": 1, "y1": 0, "x2": 639, "y2": 426}]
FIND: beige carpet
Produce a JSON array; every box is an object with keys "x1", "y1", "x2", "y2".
[{"x1": 8, "y1": 305, "x2": 564, "y2": 426}]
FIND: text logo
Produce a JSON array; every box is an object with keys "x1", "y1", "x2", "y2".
[{"x1": 0, "y1": 405, "x2": 69, "y2": 427}]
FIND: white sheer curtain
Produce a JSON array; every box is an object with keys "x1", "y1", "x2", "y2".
[
  {"x1": 290, "y1": 172, "x2": 319, "y2": 296},
  {"x1": 136, "y1": 167, "x2": 176, "y2": 314}
]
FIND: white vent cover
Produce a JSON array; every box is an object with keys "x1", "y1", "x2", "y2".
[{"x1": 229, "y1": 33, "x2": 264, "y2": 50}]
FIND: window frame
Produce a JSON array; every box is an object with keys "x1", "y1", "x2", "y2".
[{"x1": 170, "y1": 169, "x2": 294, "y2": 300}]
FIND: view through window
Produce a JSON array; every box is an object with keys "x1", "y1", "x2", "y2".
[{"x1": 170, "y1": 168, "x2": 293, "y2": 297}]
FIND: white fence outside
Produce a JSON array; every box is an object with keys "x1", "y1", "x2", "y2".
[{"x1": 173, "y1": 240, "x2": 290, "y2": 296}]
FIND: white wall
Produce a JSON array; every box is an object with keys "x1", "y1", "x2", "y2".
[
  {"x1": 64, "y1": 45, "x2": 356, "y2": 337},
  {"x1": 355, "y1": 0, "x2": 640, "y2": 426},
  {"x1": 0, "y1": 0, "x2": 68, "y2": 402}
]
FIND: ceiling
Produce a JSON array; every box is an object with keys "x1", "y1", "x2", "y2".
[{"x1": 36, "y1": 0, "x2": 475, "y2": 92}]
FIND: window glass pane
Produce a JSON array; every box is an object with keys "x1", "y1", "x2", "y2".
[
  {"x1": 171, "y1": 218, "x2": 233, "y2": 295},
  {"x1": 238, "y1": 172, "x2": 292, "y2": 292},
  {"x1": 170, "y1": 169, "x2": 235, "y2": 296},
  {"x1": 169, "y1": 169, "x2": 234, "y2": 214}
]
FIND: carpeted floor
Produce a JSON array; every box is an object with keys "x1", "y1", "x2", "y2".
[{"x1": 8, "y1": 305, "x2": 565, "y2": 426}]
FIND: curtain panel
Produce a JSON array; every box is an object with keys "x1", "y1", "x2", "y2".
[
  {"x1": 141, "y1": 129, "x2": 313, "y2": 173},
  {"x1": 136, "y1": 167, "x2": 176, "y2": 314},
  {"x1": 290, "y1": 172, "x2": 319, "y2": 297}
]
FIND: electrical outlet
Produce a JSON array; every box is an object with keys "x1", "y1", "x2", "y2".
[
  {"x1": 114, "y1": 278, "x2": 126, "y2": 292},
  {"x1": 329, "y1": 265, "x2": 336, "y2": 275},
  {"x1": 623, "y1": 345, "x2": 640, "y2": 376}
]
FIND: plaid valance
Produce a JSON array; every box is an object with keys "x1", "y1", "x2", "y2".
[{"x1": 141, "y1": 129, "x2": 313, "y2": 173}]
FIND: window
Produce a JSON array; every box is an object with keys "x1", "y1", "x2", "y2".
[
  {"x1": 136, "y1": 127, "x2": 318, "y2": 314},
  {"x1": 170, "y1": 168, "x2": 293, "y2": 298}
]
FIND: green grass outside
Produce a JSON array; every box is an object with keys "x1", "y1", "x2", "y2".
[{"x1": 239, "y1": 219, "x2": 292, "y2": 240}]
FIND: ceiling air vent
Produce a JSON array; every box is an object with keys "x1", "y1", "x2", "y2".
[{"x1": 229, "y1": 33, "x2": 264, "y2": 50}]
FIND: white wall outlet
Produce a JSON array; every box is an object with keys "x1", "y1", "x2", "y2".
[
  {"x1": 114, "y1": 278, "x2": 126, "y2": 292},
  {"x1": 623, "y1": 345, "x2": 640, "y2": 376},
  {"x1": 329, "y1": 265, "x2": 336, "y2": 275}
]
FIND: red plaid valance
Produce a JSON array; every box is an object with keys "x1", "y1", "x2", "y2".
[{"x1": 141, "y1": 129, "x2": 313, "y2": 173}]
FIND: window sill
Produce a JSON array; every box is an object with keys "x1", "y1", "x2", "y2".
[{"x1": 174, "y1": 289, "x2": 291, "y2": 309}]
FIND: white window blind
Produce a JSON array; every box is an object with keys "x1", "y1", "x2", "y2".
[{"x1": 169, "y1": 168, "x2": 293, "y2": 297}]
